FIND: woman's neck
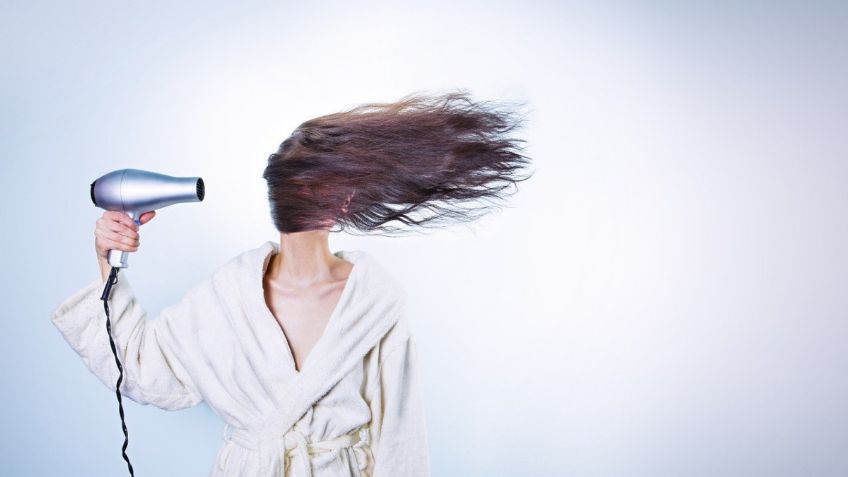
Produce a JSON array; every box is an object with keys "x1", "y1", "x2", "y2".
[{"x1": 269, "y1": 230, "x2": 336, "y2": 287}]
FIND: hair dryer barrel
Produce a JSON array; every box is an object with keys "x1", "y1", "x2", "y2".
[
  {"x1": 90, "y1": 168, "x2": 205, "y2": 269},
  {"x1": 90, "y1": 169, "x2": 204, "y2": 212}
]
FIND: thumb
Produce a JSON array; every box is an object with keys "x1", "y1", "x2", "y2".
[{"x1": 138, "y1": 210, "x2": 156, "y2": 225}]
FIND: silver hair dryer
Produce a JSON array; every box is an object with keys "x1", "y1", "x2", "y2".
[{"x1": 90, "y1": 168, "x2": 205, "y2": 268}]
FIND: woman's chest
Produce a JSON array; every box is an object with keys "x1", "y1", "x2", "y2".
[{"x1": 263, "y1": 279, "x2": 347, "y2": 372}]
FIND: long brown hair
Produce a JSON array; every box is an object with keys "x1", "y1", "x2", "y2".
[{"x1": 262, "y1": 89, "x2": 534, "y2": 235}]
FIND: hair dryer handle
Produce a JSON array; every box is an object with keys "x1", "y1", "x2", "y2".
[{"x1": 107, "y1": 211, "x2": 143, "y2": 268}]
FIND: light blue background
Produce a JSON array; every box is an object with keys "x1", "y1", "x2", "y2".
[{"x1": 2, "y1": 1, "x2": 847, "y2": 476}]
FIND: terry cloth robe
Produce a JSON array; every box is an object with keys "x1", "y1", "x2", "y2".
[{"x1": 50, "y1": 240, "x2": 430, "y2": 477}]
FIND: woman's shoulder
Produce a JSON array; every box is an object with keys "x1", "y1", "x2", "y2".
[
  {"x1": 344, "y1": 248, "x2": 409, "y2": 303},
  {"x1": 219, "y1": 240, "x2": 275, "y2": 274},
  {"x1": 176, "y1": 241, "x2": 272, "y2": 303}
]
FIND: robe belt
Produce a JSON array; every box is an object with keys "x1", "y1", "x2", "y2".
[{"x1": 222, "y1": 423, "x2": 370, "y2": 477}]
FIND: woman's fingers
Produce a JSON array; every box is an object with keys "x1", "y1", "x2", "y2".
[
  {"x1": 94, "y1": 210, "x2": 152, "y2": 270},
  {"x1": 105, "y1": 210, "x2": 139, "y2": 231},
  {"x1": 95, "y1": 211, "x2": 144, "y2": 262},
  {"x1": 95, "y1": 227, "x2": 139, "y2": 250},
  {"x1": 97, "y1": 216, "x2": 139, "y2": 240}
]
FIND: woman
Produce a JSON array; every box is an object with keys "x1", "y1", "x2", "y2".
[{"x1": 51, "y1": 90, "x2": 533, "y2": 477}]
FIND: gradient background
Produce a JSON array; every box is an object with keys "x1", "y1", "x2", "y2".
[{"x1": 2, "y1": 1, "x2": 847, "y2": 476}]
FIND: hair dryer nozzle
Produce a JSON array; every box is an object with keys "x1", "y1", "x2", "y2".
[{"x1": 196, "y1": 177, "x2": 205, "y2": 201}]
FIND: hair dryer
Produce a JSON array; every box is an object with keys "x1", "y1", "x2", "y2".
[{"x1": 90, "y1": 168, "x2": 205, "y2": 268}]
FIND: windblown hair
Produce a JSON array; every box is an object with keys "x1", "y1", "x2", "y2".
[{"x1": 262, "y1": 89, "x2": 534, "y2": 235}]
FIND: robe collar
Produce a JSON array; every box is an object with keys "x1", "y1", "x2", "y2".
[{"x1": 236, "y1": 240, "x2": 405, "y2": 438}]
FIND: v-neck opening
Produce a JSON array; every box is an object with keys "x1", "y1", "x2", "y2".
[{"x1": 258, "y1": 242, "x2": 360, "y2": 376}]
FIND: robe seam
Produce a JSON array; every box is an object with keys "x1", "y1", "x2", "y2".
[{"x1": 375, "y1": 336, "x2": 412, "y2": 377}]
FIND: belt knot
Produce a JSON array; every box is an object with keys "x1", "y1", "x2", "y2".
[{"x1": 222, "y1": 424, "x2": 370, "y2": 476}]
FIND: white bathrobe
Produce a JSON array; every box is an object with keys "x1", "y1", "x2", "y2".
[{"x1": 50, "y1": 240, "x2": 430, "y2": 477}]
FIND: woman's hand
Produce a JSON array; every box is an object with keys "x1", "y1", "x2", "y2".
[{"x1": 95, "y1": 210, "x2": 156, "y2": 281}]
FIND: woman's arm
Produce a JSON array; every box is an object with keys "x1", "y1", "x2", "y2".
[
  {"x1": 50, "y1": 273, "x2": 203, "y2": 411},
  {"x1": 371, "y1": 336, "x2": 431, "y2": 477}
]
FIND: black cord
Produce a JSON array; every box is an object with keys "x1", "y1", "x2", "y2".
[{"x1": 100, "y1": 266, "x2": 135, "y2": 476}]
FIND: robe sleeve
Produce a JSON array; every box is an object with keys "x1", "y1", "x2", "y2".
[
  {"x1": 371, "y1": 336, "x2": 431, "y2": 477},
  {"x1": 50, "y1": 274, "x2": 203, "y2": 411}
]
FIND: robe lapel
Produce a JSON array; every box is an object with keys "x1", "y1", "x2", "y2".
[{"x1": 239, "y1": 240, "x2": 405, "y2": 439}]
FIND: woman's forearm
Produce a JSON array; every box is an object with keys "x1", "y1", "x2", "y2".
[{"x1": 99, "y1": 256, "x2": 111, "y2": 282}]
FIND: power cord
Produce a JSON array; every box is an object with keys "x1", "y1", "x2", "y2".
[{"x1": 100, "y1": 266, "x2": 135, "y2": 476}]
